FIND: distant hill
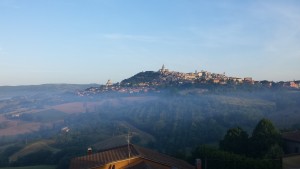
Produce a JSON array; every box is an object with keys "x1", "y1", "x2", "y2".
[
  {"x1": 121, "y1": 71, "x2": 160, "y2": 85},
  {"x1": 0, "y1": 79, "x2": 300, "y2": 168},
  {"x1": 79, "y1": 67, "x2": 299, "y2": 96},
  {"x1": 0, "y1": 84, "x2": 97, "y2": 100},
  {"x1": 120, "y1": 66, "x2": 300, "y2": 88},
  {"x1": 9, "y1": 140, "x2": 59, "y2": 162}
]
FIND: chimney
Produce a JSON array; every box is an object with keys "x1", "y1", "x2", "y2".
[
  {"x1": 87, "y1": 147, "x2": 92, "y2": 155},
  {"x1": 195, "y1": 159, "x2": 202, "y2": 169}
]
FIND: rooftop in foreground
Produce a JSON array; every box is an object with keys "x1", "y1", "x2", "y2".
[{"x1": 69, "y1": 144, "x2": 195, "y2": 169}]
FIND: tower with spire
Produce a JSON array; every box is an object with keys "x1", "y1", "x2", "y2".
[
  {"x1": 159, "y1": 64, "x2": 168, "y2": 74},
  {"x1": 106, "y1": 79, "x2": 113, "y2": 87},
  {"x1": 162, "y1": 64, "x2": 165, "y2": 71}
]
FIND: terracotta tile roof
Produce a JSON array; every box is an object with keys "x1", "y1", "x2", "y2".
[
  {"x1": 123, "y1": 161, "x2": 162, "y2": 169},
  {"x1": 93, "y1": 135, "x2": 128, "y2": 151},
  {"x1": 69, "y1": 144, "x2": 194, "y2": 169},
  {"x1": 134, "y1": 145, "x2": 194, "y2": 169},
  {"x1": 282, "y1": 131, "x2": 300, "y2": 143},
  {"x1": 69, "y1": 144, "x2": 140, "y2": 169}
]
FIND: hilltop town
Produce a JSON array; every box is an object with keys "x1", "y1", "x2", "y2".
[{"x1": 78, "y1": 65, "x2": 300, "y2": 96}]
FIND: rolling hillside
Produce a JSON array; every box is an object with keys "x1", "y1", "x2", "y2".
[{"x1": 0, "y1": 83, "x2": 299, "y2": 168}]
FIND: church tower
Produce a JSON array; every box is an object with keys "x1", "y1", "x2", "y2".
[
  {"x1": 159, "y1": 64, "x2": 167, "y2": 73},
  {"x1": 162, "y1": 64, "x2": 165, "y2": 71},
  {"x1": 106, "y1": 79, "x2": 112, "y2": 86}
]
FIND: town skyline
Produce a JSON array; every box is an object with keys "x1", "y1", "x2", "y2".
[
  {"x1": 1, "y1": 64, "x2": 300, "y2": 86},
  {"x1": 78, "y1": 64, "x2": 300, "y2": 97},
  {"x1": 1, "y1": 0, "x2": 300, "y2": 85}
]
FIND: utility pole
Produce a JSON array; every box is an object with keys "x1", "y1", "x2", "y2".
[{"x1": 127, "y1": 128, "x2": 132, "y2": 168}]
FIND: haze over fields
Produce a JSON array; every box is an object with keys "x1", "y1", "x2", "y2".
[
  {"x1": 1, "y1": 1, "x2": 300, "y2": 169},
  {"x1": 0, "y1": 81, "x2": 299, "y2": 169}
]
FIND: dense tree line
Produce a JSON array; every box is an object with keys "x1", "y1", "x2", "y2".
[
  {"x1": 187, "y1": 119, "x2": 282, "y2": 169},
  {"x1": 189, "y1": 145, "x2": 281, "y2": 169},
  {"x1": 220, "y1": 119, "x2": 283, "y2": 158}
]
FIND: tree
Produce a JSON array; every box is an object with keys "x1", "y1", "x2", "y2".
[
  {"x1": 219, "y1": 127, "x2": 249, "y2": 155},
  {"x1": 249, "y1": 118, "x2": 281, "y2": 158},
  {"x1": 264, "y1": 144, "x2": 283, "y2": 159},
  {"x1": 189, "y1": 145, "x2": 281, "y2": 169}
]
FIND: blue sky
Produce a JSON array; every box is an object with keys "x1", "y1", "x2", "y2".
[{"x1": 0, "y1": 0, "x2": 300, "y2": 85}]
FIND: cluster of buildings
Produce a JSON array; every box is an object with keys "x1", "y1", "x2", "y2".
[
  {"x1": 77, "y1": 65, "x2": 300, "y2": 96},
  {"x1": 158, "y1": 65, "x2": 300, "y2": 88},
  {"x1": 77, "y1": 80, "x2": 158, "y2": 96},
  {"x1": 158, "y1": 64, "x2": 237, "y2": 85}
]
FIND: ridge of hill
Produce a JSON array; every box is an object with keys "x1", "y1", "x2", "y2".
[
  {"x1": 0, "y1": 84, "x2": 96, "y2": 101},
  {"x1": 120, "y1": 66, "x2": 300, "y2": 87},
  {"x1": 9, "y1": 140, "x2": 59, "y2": 162},
  {"x1": 79, "y1": 66, "x2": 300, "y2": 96}
]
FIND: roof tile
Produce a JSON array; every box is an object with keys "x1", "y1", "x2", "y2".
[
  {"x1": 69, "y1": 144, "x2": 194, "y2": 169},
  {"x1": 282, "y1": 131, "x2": 300, "y2": 142}
]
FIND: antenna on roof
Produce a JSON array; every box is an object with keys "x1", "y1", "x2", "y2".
[{"x1": 127, "y1": 128, "x2": 132, "y2": 167}]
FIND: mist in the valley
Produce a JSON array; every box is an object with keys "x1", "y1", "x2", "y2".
[{"x1": 0, "y1": 84, "x2": 299, "y2": 168}]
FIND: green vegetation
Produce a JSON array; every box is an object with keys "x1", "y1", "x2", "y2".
[
  {"x1": 20, "y1": 109, "x2": 67, "y2": 122},
  {"x1": 220, "y1": 119, "x2": 283, "y2": 158},
  {"x1": 220, "y1": 127, "x2": 249, "y2": 155},
  {"x1": 9, "y1": 140, "x2": 59, "y2": 162},
  {"x1": 121, "y1": 71, "x2": 160, "y2": 86},
  {"x1": 250, "y1": 119, "x2": 282, "y2": 158},
  {"x1": 0, "y1": 87, "x2": 300, "y2": 168},
  {"x1": 189, "y1": 145, "x2": 281, "y2": 169},
  {"x1": 189, "y1": 119, "x2": 282, "y2": 169}
]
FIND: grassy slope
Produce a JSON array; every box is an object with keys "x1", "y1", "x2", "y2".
[
  {"x1": 9, "y1": 140, "x2": 59, "y2": 162},
  {"x1": 93, "y1": 121, "x2": 156, "y2": 150},
  {"x1": 31, "y1": 109, "x2": 67, "y2": 122}
]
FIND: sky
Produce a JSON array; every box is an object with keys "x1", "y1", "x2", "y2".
[{"x1": 0, "y1": 0, "x2": 300, "y2": 85}]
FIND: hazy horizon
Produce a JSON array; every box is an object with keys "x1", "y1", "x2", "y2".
[{"x1": 1, "y1": 0, "x2": 300, "y2": 85}]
